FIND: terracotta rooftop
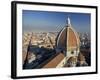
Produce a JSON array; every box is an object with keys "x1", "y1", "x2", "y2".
[
  {"x1": 56, "y1": 27, "x2": 67, "y2": 48},
  {"x1": 56, "y1": 27, "x2": 80, "y2": 49},
  {"x1": 68, "y1": 27, "x2": 79, "y2": 48},
  {"x1": 43, "y1": 53, "x2": 65, "y2": 68}
]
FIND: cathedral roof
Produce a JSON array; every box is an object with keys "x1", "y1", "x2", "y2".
[
  {"x1": 43, "y1": 53, "x2": 64, "y2": 68},
  {"x1": 56, "y1": 17, "x2": 80, "y2": 50}
]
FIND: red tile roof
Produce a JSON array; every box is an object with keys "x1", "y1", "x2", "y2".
[{"x1": 43, "y1": 53, "x2": 65, "y2": 68}]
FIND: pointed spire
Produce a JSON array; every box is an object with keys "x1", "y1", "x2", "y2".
[
  {"x1": 66, "y1": 17, "x2": 71, "y2": 27},
  {"x1": 68, "y1": 17, "x2": 71, "y2": 26}
]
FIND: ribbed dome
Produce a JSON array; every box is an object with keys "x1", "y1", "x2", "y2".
[
  {"x1": 56, "y1": 17, "x2": 80, "y2": 51},
  {"x1": 56, "y1": 27, "x2": 67, "y2": 50},
  {"x1": 67, "y1": 27, "x2": 80, "y2": 48}
]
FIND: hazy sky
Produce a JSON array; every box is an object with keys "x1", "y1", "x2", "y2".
[{"x1": 22, "y1": 10, "x2": 90, "y2": 33}]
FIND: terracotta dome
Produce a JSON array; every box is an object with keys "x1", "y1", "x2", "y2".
[{"x1": 56, "y1": 17, "x2": 80, "y2": 53}]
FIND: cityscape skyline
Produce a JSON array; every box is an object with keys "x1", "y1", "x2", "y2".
[
  {"x1": 22, "y1": 10, "x2": 91, "y2": 69},
  {"x1": 22, "y1": 10, "x2": 91, "y2": 33}
]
